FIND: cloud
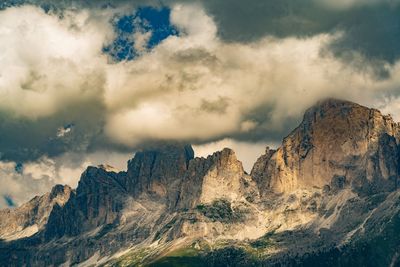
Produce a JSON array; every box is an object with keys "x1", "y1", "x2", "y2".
[
  {"x1": 0, "y1": 150, "x2": 132, "y2": 209},
  {"x1": 0, "y1": 5, "x2": 114, "y2": 161},
  {"x1": 3, "y1": 1, "x2": 400, "y2": 68},
  {"x1": 0, "y1": 5, "x2": 113, "y2": 118},
  {"x1": 0, "y1": 160, "x2": 54, "y2": 209},
  {"x1": 101, "y1": 18, "x2": 393, "y2": 146},
  {"x1": 314, "y1": 0, "x2": 400, "y2": 10},
  {"x1": 191, "y1": 0, "x2": 400, "y2": 74},
  {"x1": 1, "y1": 4, "x2": 400, "y2": 152},
  {"x1": 2, "y1": 2, "x2": 400, "y2": 206}
]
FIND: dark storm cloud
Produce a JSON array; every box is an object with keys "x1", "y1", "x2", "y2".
[
  {"x1": 326, "y1": 4, "x2": 400, "y2": 78},
  {"x1": 199, "y1": 0, "x2": 330, "y2": 41},
  {"x1": 199, "y1": 0, "x2": 400, "y2": 76},
  {"x1": 0, "y1": 100, "x2": 106, "y2": 162},
  {"x1": 229, "y1": 104, "x2": 304, "y2": 144},
  {"x1": 1, "y1": 0, "x2": 400, "y2": 162}
]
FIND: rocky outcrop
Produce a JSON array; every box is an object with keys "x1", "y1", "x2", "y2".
[
  {"x1": 126, "y1": 144, "x2": 194, "y2": 208},
  {"x1": 44, "y1": 145, "x2": 194, "y2": 239},
  {"x1": 45, "y1": 166, "x2": 128, "y2": 238},
  {"x1": 252, "y1": 99, "x2": 400, "y2": 195},
  {"x1": 0, "y1": 184, "x2": 71, "y2": 240},
  {"x1": 250, "y1": 146, "x2": 276, "y2": 193},
  {"x1": 177, "y1": 148, "x2": 258, "y2": 210}
]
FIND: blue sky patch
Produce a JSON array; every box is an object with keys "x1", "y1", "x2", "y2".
[
  {"x1": 104, "y1": 6, "x2": 178, "y2": 61},
  {"x1": 15, "y1": 162, "x2": 23, "y2": 174},
  {"x1": 4, "y1": 195, "x2": 16, "y2": 207}
]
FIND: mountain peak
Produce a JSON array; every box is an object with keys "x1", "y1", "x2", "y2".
[
  {"x1": 49, "y1": 184, "x2": 72, "y2": 204},
  {"x1": 97, "y1": 164, "x2": 118, "y2": 173},
  {"x1": 125, "y1": 143, "x2": 194, "y2": 207},
  {"x1": 312, "y1": 97, "x2": 360, "y2": 108},
  {"x1": 252, "y1": 97, "x2": 400, "y2": 195},
  {"x1": 208, "y1": 147, "x2": 241, "y2": 167},
  {"x1": 303, "y1": 98, "x2": 369, "y2": 123},
  {"x1": 0, "y1": 184, "x2": 72, "y2": 241},
  {"x1": 176, "y1": 147, "x2": 257, "y2": 209}
]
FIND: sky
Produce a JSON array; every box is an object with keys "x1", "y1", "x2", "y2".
[{"x1": 1, "y1": 0, "x2": 400, "y2": 208}]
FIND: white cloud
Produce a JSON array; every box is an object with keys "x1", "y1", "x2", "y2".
[
  {"x1": 0, "y1": 5, "x2": 113, "y2": 118},
  {"x1": 170, "y1": 4, "x2": 217, "y2": 47},
  {"x1": 0, "y1": 150, "x2": 132, "y2": 209},
  {"x1": 0, "y1": 161, "x2": 54, "y2": 208},
  {"x1": 102, "y1": 27, "x2": 389, "y2": 145},
  {"x1": 1, "y1": 4, "x2": 400, "y2": 148},
  {"x1": 3, "y1": 3, "x2": 400, "y2": 207}
]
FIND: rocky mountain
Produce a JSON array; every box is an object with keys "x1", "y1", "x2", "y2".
[
  {"x1": 0, "y1": 184, "x2": 71, "y2": 241},
  {"x1": 251, "y1": 99, "x2": 400, "y2": 195},
  {"x1": 0, "y1": 98, "x2": 400, "y2": 267},
  {"x1": 177, "y1": 148, "x2": 258, "y2": 209}
]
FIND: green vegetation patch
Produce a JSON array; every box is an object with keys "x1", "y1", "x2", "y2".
[
  {"x1": 148, "y1": 245, "x2": 257, "y2": 267},
  {"x1": 148, "y1": 248, "x2": 205, "y2": 267}
]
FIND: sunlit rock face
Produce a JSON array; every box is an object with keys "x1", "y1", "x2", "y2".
[
  {"x1": 252, "y1": 99, "x2": 400, "y2": 195},
  {"x1": 177, "y1": 148, "x2": 258, "y2": 209}
]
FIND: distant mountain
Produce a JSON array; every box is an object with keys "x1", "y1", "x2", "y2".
[
  {"x1": 0, "y1": 184, "x2": 71, "y2": 241},
  {"x1": 1, "y1": 99, "x2": 399, "y2": 267}
]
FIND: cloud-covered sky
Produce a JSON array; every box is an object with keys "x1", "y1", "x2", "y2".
[{"x1": 1, "y1": 0, "x2": 400, "y2": 207}]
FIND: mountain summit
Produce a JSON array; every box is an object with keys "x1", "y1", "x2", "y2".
[
  {"x1": 1, "y1": 99, "x2": 400, "y2": 266},
  {"x1": 252, "y1": 98, "x2": 400, "y2": 195}
]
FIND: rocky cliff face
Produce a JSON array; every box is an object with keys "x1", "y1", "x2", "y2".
[
  {"x1": 45, "y1": 145, "x2": 195, "y2": 239},
  {"x1": 177, "y1": 148, "x2": 257, "y2": 210},
  {"x1": 0, "y1": 184, "x2": 71, "y2": 240},
  {"x1": 252, "y1": 99, "x2": 400, "y2": 195},
  {"x1": 1, "y1": 99, "x2": 400, "y2": 267},
  {"x1": 45, "y1": 166, "x2": 128, "y2": 238},
  {"x1": 126, "y1": 144, "x2": 194, "y2": 208}
]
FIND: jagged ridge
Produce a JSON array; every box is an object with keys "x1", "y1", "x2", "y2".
[{"x1": 1, "y1": 99, "x2": 400, "y2": 266}]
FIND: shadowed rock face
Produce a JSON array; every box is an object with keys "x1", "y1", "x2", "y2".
[
  {"x1": 126, "y1": 144, "x2": 194, "y2": 208},
  {"x1": 252, "y1": 99, "x2": 400, "y2": 195},
  {"x1": 0, "y1": 184, "x2": 71, "y2": 240},
  {"x1": 250, "y1": 146, "x2": 276, "y2": 193},
  {"x1": 45, "y1": 167, "x2": 127, "y2": 238},
  {"x1": 44, "y1": 145, "x2": 250, "y2": 240},
  {"x1": 45, "y1": 145, "x2": 195, "y2": 238}
]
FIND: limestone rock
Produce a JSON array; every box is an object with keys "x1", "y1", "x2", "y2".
[
  {"x1": 45, "y1": 166, "x2": 127, "y2": 238},
  {"x1": 126, "y1": 144, "x2": 194, "y2": 208},
  {"x1": 250, "y1": 146, "x2": 276, "y2": 193},
  {"x1": 177, "y1": 148, "x2": 258, "y2": 210},
  {"x1": 252, "y1": 98, "x2": 400, "y2": 195},
  {"x1": 0, "y1": 184, "x2": 71, "y2": 240}
]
